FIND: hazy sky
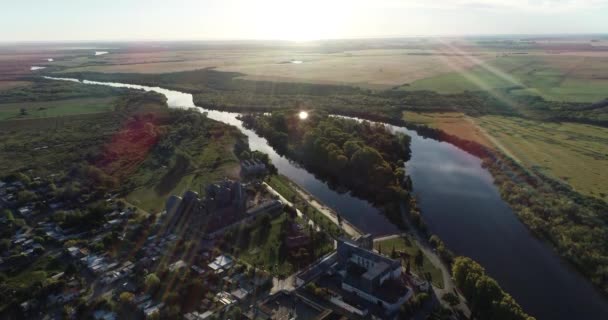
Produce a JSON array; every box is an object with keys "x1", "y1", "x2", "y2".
[{"x1": 2, "y1": 0, "x2": 607, "y2": 41}]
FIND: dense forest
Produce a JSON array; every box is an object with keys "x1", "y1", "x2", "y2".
[
  {"x1": 241, "y1": 110, "x2": 411, "y2": 205},
  {"x1": 452, "y1": 257, "x2": 534, "y2": 320}
]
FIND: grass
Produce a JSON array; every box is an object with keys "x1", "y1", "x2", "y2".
[
  {"x1": 125, "y1": 122, "x2": 242, "y2": 213},
  {"x1": 234, "y1": 212, "x2": 334, "y2": 277},
  {"x1": 475, "y1": 115, "x2": 608, "y2": 199},
  {"x1": 374, "y1": 236, "x2": 444, "y2": 289},
  {"x1": 407, "y1": 55, "x2": 608, "y2": 103},
  {"x1": 237, "y1": 213, "x2": 294, "y2": 276},
  {"x1": 403, "y1": 111, "x2": 493, "y2": 147},
  {"x1": 0, "y1": 97, "x2": 116, "y2": 120}
]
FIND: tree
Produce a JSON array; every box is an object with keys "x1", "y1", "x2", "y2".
[
  {"x1": 145, "y1": 273, "x2": 160, "y2": 292},
  {"x1": 3, "y1": 209, "x2": 14, "y2": 222},
  {"x1": 119, "y1": 292, "x2": 134, "y2": 305},
  {"x1": 415, "y1": 249, "x2": 424, "y2": 268},
  {"x1": 442, "y1": 292, "x2": 460, "y2": 307}
]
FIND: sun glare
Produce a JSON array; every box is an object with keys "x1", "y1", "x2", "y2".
[
  {"x1": 299, "y1": 111, "x2": 309, "y2": 120},
  {"x1": 247, "y1": 0, "x2": 348, "y2": 41}
]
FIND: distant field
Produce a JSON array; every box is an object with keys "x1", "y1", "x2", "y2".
[
  {"x1": 403, "y1": 111, "x2": 493, "y2": 147},
  {"x1": 475, "y1": 116, "x2": 608, "y2": 199},
  {"x1": 407, "y1": 55, "x2": 608, "y2": 103},
  {"x1": 58, "y1": 48, "x2": 491, "y2": 89},
  {"x1": 0, "y1": 97, "x2": 115, "y2": 121},
  {"x1": 0, "y1": 80, "x2": 31, "y2": 91}
]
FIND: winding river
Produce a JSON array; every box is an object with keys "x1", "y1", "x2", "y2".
[{"x1": 46, "y1": 76, "x2": 608, "y2": 320}]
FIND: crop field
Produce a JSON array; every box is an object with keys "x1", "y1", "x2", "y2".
[
  {"x1": 475, "y1": 116, "x2": 608, "y2": 199},
  {"x1": 57, "y1": 48, "x2": 491, "y2": 89},
  {"x1": 403, "y1": 111, "x2": 493, "y2": 147},
  {"x1": 407, "y1": 54, "x2": 608, "y2": 102},
  {"x1": 0, "y1": 97, "x2": 116, "y2": 120}
]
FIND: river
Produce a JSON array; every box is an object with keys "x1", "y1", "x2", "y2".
[{"x1": 45, "y1": 76, "x2": 608, "y2": 320}]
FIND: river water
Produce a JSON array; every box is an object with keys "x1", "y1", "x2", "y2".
[{"x1": 45, "y1": 76, "x2": 608, "y2": 320}]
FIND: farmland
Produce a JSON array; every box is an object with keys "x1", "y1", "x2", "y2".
[
  {"x1": 0, "y1": 97, "x2": 116, "y2": 121},
  {"x1": 407, "y1": 55, "x2": 608, "y2": 103},
  {"x1": 475, "y1": 116, "x2": 608, "y2": 199},
  {"x1": 403, "y1": 111, "x2": 493, "y2": 147},
  {"x1": 403, "y1": 110, "x2": 608, "y2": 199}
]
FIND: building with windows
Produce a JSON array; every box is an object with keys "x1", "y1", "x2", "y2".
[{"x1": 336, "y1": 236, "x2": 412, "y2": 314}]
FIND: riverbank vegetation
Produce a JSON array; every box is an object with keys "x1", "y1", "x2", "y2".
[
  {"x1": 452, "y1": 257, "x2": 534, "y2": 320},
  {"x1": 403, "y1": 111, "x2": 608, "y2": 200},
  {"x1": 241, "y1": 110, "x2": 411, "y2": 205},
  {"x1": 58, "y1": 69, "x2": 607, "y2": 127},
  {"x1": 402, "y1": 119, "x2": 608, "y2": 295}
]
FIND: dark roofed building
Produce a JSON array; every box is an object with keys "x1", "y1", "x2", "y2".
[{"x1": 336, "y1": 236, "x2": 412, "y2": 314}]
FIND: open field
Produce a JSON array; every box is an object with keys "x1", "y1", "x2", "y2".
[
  {"x1": 374, "y1": 236, "x2": 444, "y2": 288},
  {"x1": 475, "y1": 116, "x2": 608, "y2": 199},
  {"x1": 407, "y1": 55, "x2": 608, "y2": 103},
  {"x1": 403, "y1": 111, "x2": 493, "y2": 147},
  {"x1": 0, "y1": 97, "x2": 116, "y2": 120},
  {"x1": 0, "y1": 81, "x2": 31, "y2": 91},
  {"x1": 125, "y1": 125, "x2": 242, "y2": 213},
  {"x1": 57, "y1": 48, "x2": 492, "y2": 89}
]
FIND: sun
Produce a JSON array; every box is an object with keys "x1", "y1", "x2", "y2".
[
  {"x1": 298, "y1": 111, "x2": 309, "y2": 120},
  {"x1": 246, "y1": 0, "x2": 349, "y2": 41}
]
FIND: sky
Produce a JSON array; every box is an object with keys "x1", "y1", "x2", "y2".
[{"x1": 2, "y1": 0, "x2": 608, "y2": 41}]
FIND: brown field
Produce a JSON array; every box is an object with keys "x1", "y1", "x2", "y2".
[
  {"x1": 403, "y1": 111, "x2": 494, "y2": 147},
  {"x1": 0, "y1": 80, "x2": 31, "y2": 91}
]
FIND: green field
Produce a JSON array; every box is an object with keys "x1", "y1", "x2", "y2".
[
  {"x1": 0, "y1": 97, "x2": 116, "y2": 120},
  {"x1": 475, "y1": 115, "x2": 608, "y2": 199},
  {"x1": 125, "y1": 121, "x2": 242, "y2": 213},
  {"x1": 374, "y1": 236, "x2": 444, "y2": 288},
  {"x1": 407, "y1": 55, "x2": 608, "y2": 103}
]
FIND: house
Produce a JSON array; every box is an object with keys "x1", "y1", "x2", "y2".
[
  {"x1": 336, "y1": 236, "x2": 413, "y2": 314},
  {"x1": 169, "y1": 260, "x2": 187, "y2": 272},
  {"x1": 208, "y1": 255, "x2": 233, "y2": 272},
  {"x1": 231, "y1": 288, "x2": 249, "y2": 301}
]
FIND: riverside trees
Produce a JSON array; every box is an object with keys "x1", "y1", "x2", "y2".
[{"x1": 242, "y1": 110, "x2": 412, "y2": 204}]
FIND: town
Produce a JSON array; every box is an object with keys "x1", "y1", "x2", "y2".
[{"x1": 0, "y1": 155, "x2": 450, "y2": 320}]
